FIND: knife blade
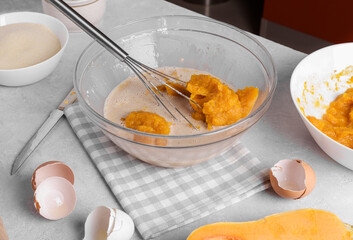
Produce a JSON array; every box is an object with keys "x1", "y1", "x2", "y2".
[{"x1": 11, "y1": 88, "x2": 77, "y2": 175}]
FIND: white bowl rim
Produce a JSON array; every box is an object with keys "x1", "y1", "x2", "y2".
[
  {"x1": 290, "y1": 42, "x2": 353, "y2": 152},
  {"x1": 75, "y1": 14, "x2": 277, "y2": 139},
  {"x1": 0, "y1": 11, "x2": 69, "y2": 72}
]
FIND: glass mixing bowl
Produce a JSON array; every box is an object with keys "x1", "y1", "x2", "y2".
[{"x1": 74, "y1": 15, "x2": 277, "y2": 167}]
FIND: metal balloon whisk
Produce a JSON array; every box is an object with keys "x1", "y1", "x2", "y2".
[{"x1": 48, "y1": 0, "x2": 200, "y2": 129}]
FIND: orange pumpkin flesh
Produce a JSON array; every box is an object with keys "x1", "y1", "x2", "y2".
[
  {"x1": 307, "y1": 87, "x2": 353, "y2": 149},
  {"x1": 124, "y1": 111, "x2": 171, "y2": 135},
  {"x1": 187, "y1": 209, "x2": 352, "y2": 240},
  {"x1": 186, "y1": 75, "x2": 259, "y2": 130}
]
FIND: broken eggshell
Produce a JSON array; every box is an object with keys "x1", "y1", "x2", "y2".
[
  {"x1": 31, "y1": 161, "x2": 74, "y2": 191},
  {"x1": 84, "y1": 206, "x2": 134, "y2": 240},
  {"x1": 270, "y1": 159, "x2": 316, "y2": 199},
  {"x1": 32, "y1": 161, "x2": 76, "y2": 220},
  {"x1": 33, "y1": 176, "x2": 76, "y2": 220}
]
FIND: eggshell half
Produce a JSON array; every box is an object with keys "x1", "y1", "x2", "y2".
[
  {"x1": 33, "y1": 176, "x2": 76, "y2": 220},
  {"x1": 84, "y1": 206, "x2": 134, "y2": 240},
  {"x1": 31, "y1": 161, "x2": 74, "y2": 191},
  {"x1": 108, "y1": 208, "x2": 135, "y2": 240},
  {"x1": 270, "y1": 159, "x2": 316, "y2": 199},
  {"x1": 299, "y1": 161, "x2": 316, "y2": 198}
]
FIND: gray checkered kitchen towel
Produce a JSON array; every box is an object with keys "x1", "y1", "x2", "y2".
[{"x1": 64, "y1": 103, "x2": 270, "y2": 239}]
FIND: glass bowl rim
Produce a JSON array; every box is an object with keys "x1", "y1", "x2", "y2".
[{"x1": 74, "y1": 14, "x2": 277, "y2": 139}]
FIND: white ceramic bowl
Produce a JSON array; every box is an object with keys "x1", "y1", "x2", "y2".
[
  {"x1": 0, "y1": 12, "x2": 69, "y2": 86},
  {"x1": 290, "y1": 43, "x2": 353, "y2": 170},
  {"x1": 42, "y1": 0, "x2": 106, "y2": 32}
]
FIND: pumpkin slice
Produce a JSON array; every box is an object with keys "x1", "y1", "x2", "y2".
[{"x1": 187, "y1": 209, "x2": 352, "y2": 240}]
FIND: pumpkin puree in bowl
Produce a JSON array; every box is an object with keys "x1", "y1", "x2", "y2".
[
  {"x1": 125, "y1": 111, "x2": 171, "y2": 135},
  {"x1": 307, "y1": 88, "x2": 353, "y2": 148},
  {"x1": 123, "y1": 73, "x2": 259, "y2": 134},
  {"x1": 106, "y1": 68, "x2": 259, "y2": 135},
  {"x1": 187, "y1": 74, "x2": 258, "y2": 130}
]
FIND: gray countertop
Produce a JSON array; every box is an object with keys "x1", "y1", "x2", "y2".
[{"x1": 1, "y1": 0, "x2": 353, "y2": 239}]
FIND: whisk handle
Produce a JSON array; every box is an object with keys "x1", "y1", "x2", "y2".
[{"x1": 47, "y1": 0, "x2": 129, "y2": 62}]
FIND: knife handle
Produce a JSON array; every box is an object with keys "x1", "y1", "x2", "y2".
[{"x1": 58, "y1": 88, "x2": 77, "y2": 111}]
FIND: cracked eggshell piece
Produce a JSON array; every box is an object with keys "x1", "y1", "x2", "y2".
[
  {"x1": 33, "y1": 176, "x2": 76, "y2": 220},
  {"x1": 31, "y1": 161, "x2": 74, "y2": 191},
  {"x1": 84, "y1": 206, "x2": 134, "y2": 240},
  {"x1": 108, "y1": 208, "x2": 134, "y2": 240},
  {"x1": 270, "y1": 159, "x2": 316, "y2": 199}
]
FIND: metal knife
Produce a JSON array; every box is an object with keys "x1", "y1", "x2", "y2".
[{"x1": 11, "y1": 88, "x2": 77, "y2": 175}]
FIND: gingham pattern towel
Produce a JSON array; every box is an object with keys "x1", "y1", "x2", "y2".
[{"x1": 64, "y1": 103, "x2": 270, "y2": 239}]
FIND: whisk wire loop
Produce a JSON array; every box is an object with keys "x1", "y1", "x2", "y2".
[
  {"x1": 125, "y1": 59, "x2": 178, "y2": 120},
  {"x1": 125, "y1": 57, "x2": 199, "y2": 130},
  {"x1": 128, "y1": 57, "x2": 187, "y2": 86},
  {"x1": 127, "y1": 57, "x2": 202, "y2": 109}
]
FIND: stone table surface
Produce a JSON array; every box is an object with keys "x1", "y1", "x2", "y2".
[{"x1": 1, "y1": 0, "x2": 353, "y2": 239}]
